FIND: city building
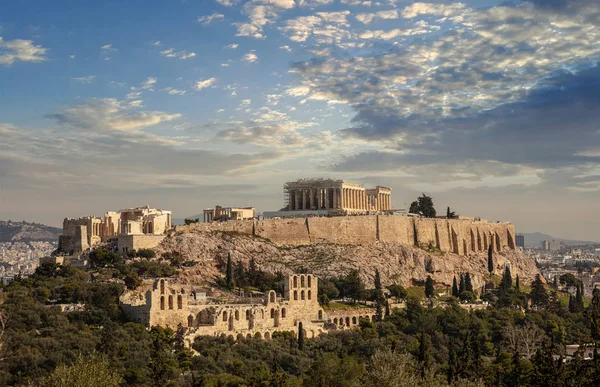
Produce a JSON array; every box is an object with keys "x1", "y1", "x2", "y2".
[
  {"x1": 541, "y1": 239, "x2": 562, "y2": 252},
  {"x1": 120, "y1": 274, "x2": 375, "y2": 344},
  {"x1": 516, "y1": 234, "x2": 525, "y2": 249},
  {"x1": 203, "y1": 206, "x2": 256, "y2": 223}
]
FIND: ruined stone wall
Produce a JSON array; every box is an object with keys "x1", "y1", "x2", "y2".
[
  {"x1": 118, "y1": 234, "x2": 166, "y2": 254},
  {"x1": 176, "y1": 216, "x2": 516, "y2": 256},
  {"x1": 58, "y1": 225, "x2": 89, "y2": 254}
]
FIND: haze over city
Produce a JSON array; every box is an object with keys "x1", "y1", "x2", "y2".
[{"x1": 1, "y1": 0, "x2": 600, "y2": 241}]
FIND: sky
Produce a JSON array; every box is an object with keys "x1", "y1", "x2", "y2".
[{"x1": 1, "y1": 0, "x2": 599, "y2": 241}]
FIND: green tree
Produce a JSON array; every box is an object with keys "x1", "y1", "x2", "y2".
[
  {"x1": 36, "y1": 354, "x2": 122, "y2": 387},
  {"x1": 446, "y1": 206, "x2": 457, "y2": 219},
  {"x1": 452, "y1": 276, "x2": 459, "y2": 297},
  {"x1": 530, "y1": 274, "x2": 549, "y2": 308},
  {"x1": 515, "y1": 274, "x2": 520, "y2": 292},
  {"x1": 387, "y1": 284, "x2": 407, "y2": 301},
  {"x1": 89, "y1": 247, "x2": 122, "y2": 268},
  {"x1": 417, "y1": 332, "x2": 431, "y2": 378},
  {"x1": 345, "y1": 269, "x2": 366, "y2": 303},
  {"x1": 416, "y1": 194, "x2": 436, "y2": 218},
  {"x1": 487, "y1": 244, "x2": 494, "y2": 274},
  {"x1": 501, "y1": 265, "x2": 512, "y2": 290},
  {"x1": 136, "y1": 248, "x2": 156, "y2": 259},
  {"x1": 465, "y1": 273, "x2": 473, "y2": 293},
  {"x1": 225, "y1": 252, "x2": 234, "y2": 290},
  {"x1": 409, "y1": 201, "x2": 420, "y2": 214},
  {"x1": 425, "y1": 276, "x2": 434, "y2": 299},
  {"x1": 298, "y1": 321, "x2": 304, "y2": 350},
  {"x1": 459, "y1": 274, "x2": 466, "y2": 294},
  {"x1": 589, "y1": 288, "x2": 600, "y2": 340},
  {"x1": 374, "y1": 269, "x2": 385, "y2": 321},
  {"x1": 184, "y1": 218, "x2": 200, "y2": 225},
  {"x1": 124, "y1": 271, "x2": 142, "y2": 290},
  {"x1": 573, "y1": 283, "x2": 585, "y2": 313}
]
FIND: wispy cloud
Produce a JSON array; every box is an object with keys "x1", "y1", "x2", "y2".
[
  {"x1": 101, "y1": 44, "x2": 116, "y2": 52},
  {"x1": 197, "y1": 13, "x2": 225, "y2": 25},
  {"x1": 72, "y1": 76, "x2": 96, "y2": 84},
  {"x1": 242, "y1": 51, "x2": 258, "y2": 63},
  {"x1": 0, "y1": 37, "x2": 47, "y2": 65},
  {"x1": 160, "y1": 48, "x2": 196, "y2": 60},
  {"x1": 194, "y1": 77, "x2": 217, "y2": 90}
]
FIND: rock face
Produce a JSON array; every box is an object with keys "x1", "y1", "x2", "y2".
[{"x1": 156, "y1": 228, "x2": 539, "y2": 290}]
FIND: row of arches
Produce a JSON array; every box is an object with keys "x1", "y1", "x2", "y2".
[
  {"x1": 159, "y1": 295, "x2": 183, "y2": 310},
  {"x1": 292, "y1": 275, "x2": 312, "y2": 288},
  {"x1": 331, "y1": 315, "x2": 372, "y2": 327},
  {"x1": 293, "y1": 289, "x2": 312, "y2": 301}
]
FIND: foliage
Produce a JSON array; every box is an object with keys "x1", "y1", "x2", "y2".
[
  {"x1": 184, "y1": 218, "x2": 200, "y2": 225},
  {"x1": 530, "y1": 274, "x2": 549, "y2": 308},
  {"x1": 35, "y1": 353, "x2": 122, "y2": 387},
  {"x1": 387, "y1": 284, "x2": 407, "y2": 301},
  {"x1": 559, "y1": 273, "x2": 582, "y2": 288},
  {"x1": 446, "y1": 207, "x2": 458, "y2": 219},
  {"x1": 487, "y1": 244, "x2": 494, "y2": 274},
  {"x1": 425, "y1": 276, "x2": 434, "y2": 299},
  {"x1": 225, "y1": 252, "x2": 234, "y2": 290},
  {"x1": 409, "y1": 194, "x2": 436, "y2": 218},
  {"x1": 89, "y1": 247, "x2": 122, "y2": 268},
  {"x1": 136, "y1": 248, "x2": 156, "y2": 259}
]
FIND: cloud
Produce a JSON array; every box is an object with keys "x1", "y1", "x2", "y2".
[
  {"x1": 160, "y1": 48, "x2": 196, "y2": 59},
  {"x1": 216, "y1": 0, "x2": 239, "y2": 6},
  {"x1": 195, "y1": 77, "x2": 217, "y2": 90},
  {"x1": 72, "y1": 76, "x2": 96, "y2": 84},
  {"x1": 101, "y1": 44, "x2": 116, "y2": 51},
  {"x1": 162, "y1": 87, "x2": 187, "y2": 96},
  {"x1": 153, "y1": 41, "x2": 161, "y2": 46},
  {"x1": 355, "y1": 9, "x2": 399, "y2": 25},
  {"x1": 280, "y1": 45, "x2": 292, "y2": 52},
  {"x1": 279, "y1": 11, "x2": 351, "y2": 42},
  {"x1": 242, "y1": 51, "x2": 258, "y2": 63},
  {"x1": 141, "y1": 77, "x2": 157, "y2": 90},
  {"x1": 0, "y1": 37, "x2": 47, "y2": 65},
  {"x1": 401, "y1": 2, "x2": 465, "y2": 20},
  {"x1": 197, "y1": 13, "x2": 225, "y2": 25},
  {"x1": 226, "y1": 43, "x2": 239, "y2": 49}
]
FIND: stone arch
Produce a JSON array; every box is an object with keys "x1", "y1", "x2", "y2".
[
  {"x1": 302, "y1": 329, "x2": 307, "y2": 339},
  {"x1": 198, "y1": 309, "x2": 211, "y2": 324},
  {"x1": 246, "y1": 310, "x2": 250, "y2": 320},
  {"x1": 187, "y1": 315, "x2": 194, "y2": 327},
  {"x1": 346, "y1": 317, "x2": 350, "y2": 326},
  {"x1": 177, "y1": 295, "x2": 183, "y2": 309},
  {"x1": 333, "y1": 318, "x2": 338, "y2": 324},
  {"x1": 168, "y1": 295, "x2": 173, "y2": 310},
  {"x1": 308, "y1": 275, "x2": 312, "y2": 287},
  {"x1": 223, "y1": 311, "x2": 228, "y2": 322},
  {"x1": 281, "y1": 308, "x2": 286, "y2": 318},
  {"x1": 228, "y1": 315, "x2": 234, "y2": 331},
  {"x1": 352, "y1": 316, "x2": 357, "y2": 325},
  {"x1": 301, "y1": 290, "x2": 305, "y2": 300},
  {"x1": 160, "y1": 296, "x2": 165, "y2": 310},
  {"x1": 160, "y1": 279, "x2": 165, "y2": 294},
  {"x1": 308, "y1": 290, "x2": 312, "y2": 300},
  {"x1": 301, "y1": 275, "x2": 305, "y2": 287},
  {"x1": 237, "y1": 333, "x2": 244, "y2": 341},
  {"x1": 261, "y1": 309, "x2": 265, "y2": 319},
  {"x1": 235, "y1": 310, "x2": 239, "y2": 320},
  {"x1": 270, "y1": 308, "x2": 275, "y2": 318},
  {"x1": 293, "y1": 276, "x2": 298, "y2": 288},
  {"x1": 264, "y1": 332, "x2": 271, "y2": 340},
  {"x1": 269, "y1": 291, "x2": 275, "y2": 303},
  {"x1": 274, "y1": 309, "x2": 280, "y2": 327},
  {"x1": 246, "y1": 333, "x2": 252, "y2": 339},
  {"x1": 294, "y1": 290, "x2": 298, "y2": 300},
  {"x1": 254, "y1": 332, "x2": 262, "y2": 339},
  {"x1": 318, "y1": 310, "x2": 323, "y2": 320}
]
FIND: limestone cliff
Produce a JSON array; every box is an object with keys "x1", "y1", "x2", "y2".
[{"x1": 156, "y1": 228, "x2": 539, "y2": 290}]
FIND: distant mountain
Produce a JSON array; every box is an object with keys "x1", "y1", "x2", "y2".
[
  {"x1": 519, "y1": 232, "x2": 597, "y2": 248},
  {"x1": 0, "y1": 221, "x2": 62, "y2": 242}
]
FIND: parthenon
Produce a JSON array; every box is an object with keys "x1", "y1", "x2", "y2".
[{"x1": 284, "y1": 178, "x2": 391, "y2": 213}]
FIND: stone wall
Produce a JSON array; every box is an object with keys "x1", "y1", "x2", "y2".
[
  {"x1": 118, "y1": 234, "x2": 166, "y2": 255},
  {"x1": 176, "y1": 216, "x2": 516, "y2": 256}
]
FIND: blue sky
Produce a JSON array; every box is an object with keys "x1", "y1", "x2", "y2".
[{"x1": 1, "y1": 0, "x2": 600, "y2": 240}]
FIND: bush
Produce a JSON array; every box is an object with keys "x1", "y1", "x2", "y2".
[
  {"x1": 136, "y1": 249, "x2": 156, "y2": 259},
  {"x1": 89, "y1": 248, "x2": 123, "y2": 268}
]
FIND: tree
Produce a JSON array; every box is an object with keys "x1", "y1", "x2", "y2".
[
  {"x1": 136, "y1": 248, "x2": 156, "y2": 259},
  {"x1": 459, "y1": 274, "x2": 466, "y2": 295},
  {"x1": 446, "y1": 207, "x2": 457, "y2": 219},
  {"x1": 37, "y1": 354, "x2": 122, "y2": 387},
  {"x1": 452, "y1": 276, "x2": 459, "y2": 297},
  {"x1": 225, "y1": 252, "x2": 235, "y2": 290},
  {"x1": 385, "y1": 300, "x2": 390, "y2": 317},
  {"x1": 184, "y1": 218, "x2": 200, "y2": 225},
  {"x1": 487, "y1": 244, "x2": 494, "y2": 274},
  {"x1": 387, "y1": 284, "x2": 407, "y2": 301},
  {"x1": 298, "y1": 322, "x2": 304, "y2": 350},
  {"x1": 417, "y1": 332, "x2": 431, "y2": 378},
  {"x1": 374, "y1": 269, "x2": 385, "y2": 321},
  {"x1": 409, "y1": 201, "x2": 420, "y2": 214},
  {"x1": 124, "y1": 271, "x2": 142, "y2": 290},
  {"x1": 464, "y1": 273, "x2": 473, "y2": 293},
  {"x1": 425, "y1": 276, "x2": 434, "y2": 298},
  {"x1": 416, "y1": 194, "x2": 436, "y2": 218},
  {"x1": 573, "y1": 283, "x2": 585, "y2": 313},
  {"x1": 345, "y1": 269, "x2": 366, "y2": 303},
  {"x1": 89, "y1": 247, "x2": 122, "y2": 268},
  {"x1": 500, "y1": 265, "x2": 512, "y2": 290},
  {"x1": 515, "y1": 274, "x2": 520, "y2": 292},
  {"x1": 589, "y1": 288, "x2": 600, "y2": 340},
  {"x1": 530, "y1": 274, "x2": 549, "y2": 308}
]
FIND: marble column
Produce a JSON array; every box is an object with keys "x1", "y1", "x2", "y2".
[
  {"x1": 302, "y1": 190, "x2": 307, "y2": 210},
  {"x1": 332, "y1": 188, "x2": 337, "y2": 209},
  {"x1": 324, "y1": 188, "x2": 330, "y2": 209}
]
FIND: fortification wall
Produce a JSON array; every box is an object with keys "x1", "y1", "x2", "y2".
[
  {"x1": 177, "y1": 216, "x2": 516, "y2": 256},
  {"x1": 255, "y1": 218, "x2": 310, "y2": 245},
  {"x1": 308, "y1": 216, "x2": 377, "y2": 245}
]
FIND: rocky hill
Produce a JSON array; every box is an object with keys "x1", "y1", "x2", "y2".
[
  {"x1": 156, "y1": 228, "x2": 540, "y2": 290},
  {"x1": 0, "y1": 221, "x2": 62, "y2": 242}
]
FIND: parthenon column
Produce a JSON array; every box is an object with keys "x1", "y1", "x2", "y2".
[
  {"x1": 333, "y1": 188, "x2": 338, "y2": 209},
  {"x1": 324, "y1": 188, "x2": 329, "y2": 209},
  {"x1": 352, "y1": 190, "x2": 356, "y2": 209},
  {"x1": 343, "y1": 188, "x2": 347, "y2": 209}
]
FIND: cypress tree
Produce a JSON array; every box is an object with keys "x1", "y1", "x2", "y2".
[
  {"x1": 374, "y1": 269, "x2": 385, "y2": 321},
  {"x1": 298, "y1": 322, "x2": 304, "y2": 350},
  {"x1": 574, "y1": 283, "x2": 584, "y2": 313},
  {"x1": 515, "y1": 274, "x2": 520, "y2": 292},
  {"x1": 225, "y1": 252, "x2": 235, "y2": 290},
  {"x1": 418, "y1": 331, "x2": 431, "y2": 378},
  {"x1": 447, "y1": 339, "x2": 457, "y2": 384},
  {"x1": 569, "y1": 295, "x2": 575, "y2": 313},
  {"x1": 459, "y1": 274, "x2": 466, "y2": 294},
  {"x1": 452, "y1": 276, "x2": 459, "y2": 297},
  {"x1": 530, "y1": 274, "x2": 549, "y2": 308},
  {"x1": 501, "y1": 265, "x2": 512, "y2": 290},
  {"x1": 487, "y1": 244, "x2": 494, "y2": 274},
  {"x1": 385, "y1": 300, "x2": 390, "y2": 317},
  {"x1": 590, "y1": 288, "x2": 600, "y2": 340},
  {"x1": 425, "y1": 275, "x2": 434, "y2": 298},
  {"x1": 465, "y1": 273, "x2": 473, "y2": 293}
]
